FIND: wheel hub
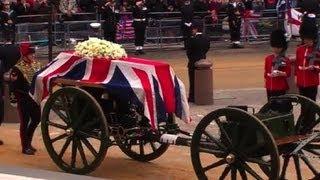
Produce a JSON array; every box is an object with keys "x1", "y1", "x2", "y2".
[
  {"x1": 66, "y1": 128, "x2": 74, "y2": 136},
  {"x1": 225, "y1": 154, "x2": 236, "y2": 164}
]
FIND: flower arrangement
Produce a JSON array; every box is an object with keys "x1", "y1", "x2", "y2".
[{"x1": 74, "y1": 38, "x2": 127, "y2": 59}]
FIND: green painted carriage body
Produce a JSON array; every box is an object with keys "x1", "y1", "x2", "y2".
[{"x1": 224, "y1": 111, "x2": 295, "y2": 146}]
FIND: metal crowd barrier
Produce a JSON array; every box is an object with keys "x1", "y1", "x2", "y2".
[{"x1": 6, "y1": 9, "x2": 290, "y2": 57}]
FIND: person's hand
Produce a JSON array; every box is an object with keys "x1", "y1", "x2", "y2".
[
  {"x1": 7, "y1": 20, "x2": 13, "y2": 24},
  {"x1": 268, "y1": 72, "x2": 276, "y2": 77}
]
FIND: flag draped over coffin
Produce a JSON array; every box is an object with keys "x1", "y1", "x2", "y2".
[{"x1": 30, "y1": 52, "x2": 191, "y2": 129}]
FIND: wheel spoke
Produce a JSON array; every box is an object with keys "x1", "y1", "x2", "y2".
[
  {"x1": 204, "y1": 131, "x2": 227, "y2": 151},
  {"x1": 246, "y1": 157, "x2": 271, "y2": 167},
  {"x1": 59, "y1": 137, "x2": 72, "y2": 158},
  {"x1": 78, "y1": 130, "x2": 101, "y2": 140},
  {"x1": 71, "y1": 138, "x2": 77, "y2": 168},
  {"x1": 280, "y1": 156, "x2": 290, "y2": 179},
  {"x1": 51, "y1": 133, "x2": 68, "y2": 143},
  {"x1": 48, "y1": 121, "x2": 67, "y2": 130},
  {"x1": 300, "y1": 153, "x2": 319, "y2": 175},
  {"x1": 77, "y1": 138, "x2": 88, "y2": 167},
  {"x1": 215, "y1": 118, "x2": 232, "y2": 148},
  {"x1": 293, "y1": 156, "x2": 303, "y2": 180},
  {"x1": 60, "y1": 94, "x2": 72, "y2": 122},
  {"x1": 203, "y1": 159, "x2": 226, "y2": 172},
  {"x1": 303, "y1": 147, "x2": 320, "y2": 156},
  {"x1": 242, "y1": 162, "x2": 263, "y2": 180},
  {"x1": 150, "y1": 142, "x2": 157, "y2": 152},
  {"x1": 81, "y1": 137, "x2": 98, "y2": 157},
  {"x1": 73, "y1": 103, "x2": 90, "y2": 130},
  {"x1": 305, "y1": 143, "x2": 320, "y2": 150},
  {"x1": 231, "y1": 167, "x2": 237, "y2": 180},
  {"x1": 238, "y1": 167, "x2": 248, "y2": 180},
  {"x1": 139, "y1": 140, "x2": 144, "y2": 155},
  {"x1": 51, "y1": 105, "x2": 69, "y2": 125},
  {"x1": 219, "y1": 166, "x2": 231, "y2": 180}
]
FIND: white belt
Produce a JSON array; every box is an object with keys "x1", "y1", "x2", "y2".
[{"x1": 133, "y1": 18, "x2": 146, "y2": 22}]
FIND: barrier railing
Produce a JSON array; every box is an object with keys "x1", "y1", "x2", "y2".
[{"x1": 5, "y1": 9, "x2": 292, "y2": 57}]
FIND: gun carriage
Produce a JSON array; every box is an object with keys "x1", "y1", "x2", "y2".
[{"x1": 38, "y1": 55, "x2": 320, "y2": 180}]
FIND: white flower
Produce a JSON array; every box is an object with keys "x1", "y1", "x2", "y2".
[{"x1": 74, "y1": 38, "x2": 127, "y2": 60}]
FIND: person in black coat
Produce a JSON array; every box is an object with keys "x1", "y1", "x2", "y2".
[
  {"x1": 0, "y1": 35, "x2": 21, "y2": 146},
  {"x1": 132, "y1": 0, "x2": 149, "y2": 55},
  {"x1": 180, "y1": 0, "x2": 194, "y2": 50},
  {"x1": 101, "y1": 0, "x2": 120, "y2": 43},
  {"x1": 0, "y1": 1, "x2": 16, "y2": 43},
  {"x1": 186, "y1": 21, "x2": 210, "y2": 102},
  {"x1": 227, "y1": 0, "x2": 244, "y2": 48},
  {"x1": 7, "y1": 43, "x2": 42, "y2": 155}
]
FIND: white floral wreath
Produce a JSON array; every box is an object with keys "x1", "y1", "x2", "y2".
[{"x1": 74, "y1": 38, "x2": 127, "y2": 59}]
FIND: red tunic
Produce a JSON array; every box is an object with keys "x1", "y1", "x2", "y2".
[
  {"x1": 295, "y1": 45, "x2": 320, "y2": 88},
  {"x1": 264, "y1": 54, "x2": 291, "y2": 91}
]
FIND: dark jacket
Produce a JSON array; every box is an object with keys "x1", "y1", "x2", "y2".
[
  {"x1": 9, "y1": 66, "x2": 30, "y2": 93},
  {"x1": 227, "y1": 2, "x2": 244, "y2": 21},
  {"x1": 186, "y1": 33, "x2": 210, "y2": 68},
  {"x1": 180, "y1": 3, "x2": 194, "y2": 23},
  {"x1": 101, "y1": 5, "x2": 120, "y2": 30},
  {"x1": 132, "y1": 4, "x2": 149, "y2": 26},
  {"x1": 0, "y1": 44, "x2": 21, "y2": 72}
]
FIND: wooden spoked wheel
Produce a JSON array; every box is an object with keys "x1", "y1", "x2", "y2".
[
  {"x1": 115, "y1": 117, "x2": 169, "y2": 162},
  {"x1": 191, "y1": 108, "x2": 280, "y2": 180},
  {"x1": 41, "y1": 87, "x2": 109, "y2": 174},
  {"x1": 259, "y1": 94, "x2": 320, "y2": 179}
]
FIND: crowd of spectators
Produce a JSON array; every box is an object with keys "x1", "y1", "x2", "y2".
[{"x1": 0, "y1": 0, "x2": 272, "y2": 18}]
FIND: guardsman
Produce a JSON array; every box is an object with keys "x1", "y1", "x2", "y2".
[
  {"x1": 101, "y1": 0, "x2": 120, "y2": 42},
  {"x1": 186, "y1": 21, "x2": 210, "y2": 102},
  {"x1": 264, "y1": 29, "x2": 291, "y2": 111},
  {"x1": 132, "y1": 0, "x2": 148, "y2": 55},
  {"x1": 180, "y1": 0, "x2": 194, "y2": 50},
  {"x1": 0, "y1": 35, "x2": 20, "y2": 145},
  {"x1": 8, "y1": 43, "x2": 42, "y2": 155},
  {"x1": 227, "y1": 0, "x2": 244, "y2": 48},
  {"x1": 296, "y1": 19, "x2": 320, "y2": 133}
]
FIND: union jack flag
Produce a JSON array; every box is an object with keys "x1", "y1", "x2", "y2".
[{"x1": 30, "y1": 52, "x2": 191, "y2": 128}]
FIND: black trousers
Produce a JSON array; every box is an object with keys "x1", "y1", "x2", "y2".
[
  {"x1": 188, "y1": 68, "x2": 195, "y2": 101},
  {"x1": 228, "y1": 18, "x2": 241, "y2": 42},
  {"x1": 16, "y1": 93, "x2": 41, "y2": 150},
  {"x1": 133, "y1": 22, "x2": 147, "y2": 46},
  {"x1": 298, "y1": 86, "x2": 318, "y2": 134},
  {"x1": 103, "y1": 24, "x2": 117, "y2": 43},
  {"x1": 181, "y1": 23, "x2": 192, "y2": 49}
]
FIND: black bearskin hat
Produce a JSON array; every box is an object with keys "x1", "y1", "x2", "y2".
[
  {"x1": 270, "y1": 29, "x2": 288, "y2": 50},
  {"x1": 299, "y1": 18, "x2": 318, "y2": 41}
]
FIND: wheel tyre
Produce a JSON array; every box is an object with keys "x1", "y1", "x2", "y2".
[{"x1": 191, "y1": 108, "x2": 280, "y2": 180}]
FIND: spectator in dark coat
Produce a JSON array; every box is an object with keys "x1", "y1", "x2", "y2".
[
  {"x1": 12, "y1": 0, "x2": 31, "y2": 16},
  {"x1": 32, "y1": 0, "x2": 50, "y2": 14},
  {"x1": 78, "y1": 0, "x2": 96, "y2": 12},
  {"x1": 0, "y1": 1, "x2": 16, "y2": 43}
]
